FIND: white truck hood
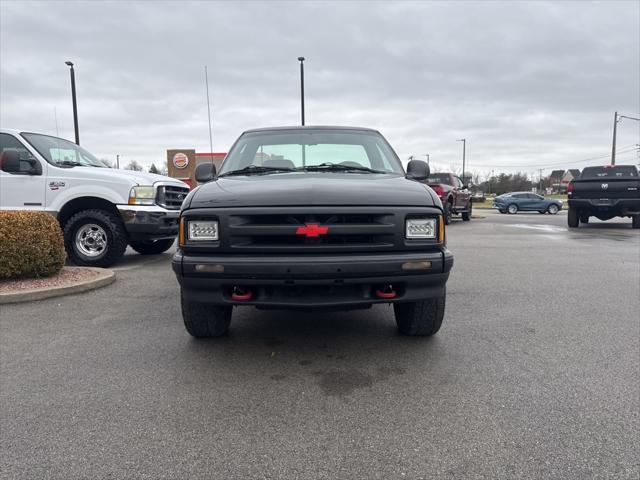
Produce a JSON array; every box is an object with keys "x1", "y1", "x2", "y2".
[{"x1": 71, "y1": 166, "x2": 187, "y2": 187}]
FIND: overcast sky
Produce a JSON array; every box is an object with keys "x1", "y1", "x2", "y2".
[{"x1": 1, "y1": 0, "x2": 639, "y2": 175}]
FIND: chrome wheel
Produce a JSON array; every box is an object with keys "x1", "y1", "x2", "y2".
[
  {"x1": 507, "y1": 204, "x2": 518, "y2": 214},
  {"x1": 548, "y1": 204, "x2": 559, "y2": 214},
  {"x1": 75, "y1": 223, "x2": 107, "y2": 257}
]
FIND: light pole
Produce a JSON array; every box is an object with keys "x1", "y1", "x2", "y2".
[
  {"x1": 424, "y1": 153, "x2": 430, "y2": 165},
  {"x1": 65, "y1": 61, "x2": 79, "y2": 145},
  {"x1": 611, "y1": 112, "x2": 640, "y2": 165},
  {"x1": 457, "y1": 138, "x2": 466, "y2": 184},
  {"x1": 298, "y1": 57, "x2": 305, "y2": 126}
]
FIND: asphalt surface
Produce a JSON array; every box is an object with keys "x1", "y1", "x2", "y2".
[{"x1": 1, "y1": 210, "x2": 639, "y2": 479}]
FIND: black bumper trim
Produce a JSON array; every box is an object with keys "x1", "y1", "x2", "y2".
[{"x1": 173, "y1": 250, "x2": 452, "y2": 308}]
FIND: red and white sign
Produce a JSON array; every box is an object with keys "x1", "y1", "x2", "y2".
[{"x1": 173, "y1": 152, "x2": 189, "y2": 169}]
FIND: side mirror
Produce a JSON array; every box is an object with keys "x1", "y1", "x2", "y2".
[
  {"x1": 195, "y1": 163, "x2": 216, "y2": 183},
  {"x1": 0, "y1": 150, "x2": 21, "y2": 173},
  {"x1": 406, "y1": 159, "x2": 430, "y2": 181}
]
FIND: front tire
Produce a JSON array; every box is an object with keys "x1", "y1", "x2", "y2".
[
  {"x1": 547, "y1": 204, "x2": 559, "y2": 215},
  {"x1": 394, "y1": 295, "x2": 445, "y2": 336},
  {"x1": 568, "y1": 207, "x2": 579, "y2": 228},
  {"x1": 130, "y1": 238, "x2": 175, "y2": 255},
  {"x1": 507, "y1": 204, "x2": 518, "y2": 214},
  {"x1": 632, "y1": 215, "x2": 640, "y2": 229},
  {"x1": 181, "y1": 290, "x2": 232, "y2": 338},
  {"x1": 63, "y1": 209, "x2": 128, "y2": 267},
  {"x1": 580, "y1": 215, "x2": 589, "y2": 224}
]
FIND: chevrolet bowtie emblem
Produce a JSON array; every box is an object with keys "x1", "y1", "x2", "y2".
[{"x1": 296, "y1": 224, "x2": 329, "y2": 237}]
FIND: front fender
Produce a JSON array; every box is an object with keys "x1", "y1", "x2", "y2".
[{"x1": 47, "y1": 184, "x2": 125, "y2": 214}]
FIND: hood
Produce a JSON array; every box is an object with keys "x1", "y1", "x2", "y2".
[
  {"x1": 188, "y1": 172, "x2": 437, "y2": 208},
  {"x1": 63, "y1": 166, "x2": 187, "y2": 187}
]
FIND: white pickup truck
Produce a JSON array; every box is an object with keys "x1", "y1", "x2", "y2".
[{"x1": 0, "y1": 129, "x2": 189, "y2": 267}]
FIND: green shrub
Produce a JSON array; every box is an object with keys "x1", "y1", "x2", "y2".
[{"x1": 0, "y1": 211, "x2": 66, "y2": 279}]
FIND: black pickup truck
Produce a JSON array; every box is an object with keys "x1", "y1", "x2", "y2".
[
  {"x1": 567, "y1": 165, "x2": 640, "y2": 228},
  {"x1": 172, "y1": 126, "x2": 453, "y2": 337}
]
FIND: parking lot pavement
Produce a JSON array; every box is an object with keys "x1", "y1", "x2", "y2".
[{"x1": 1, "y1": 215, "x2": 638, "y2": 479}]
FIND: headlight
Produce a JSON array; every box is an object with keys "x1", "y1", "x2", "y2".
[
  {"x1": 406, "y1": 218, "x2": 437, "y2": 239},
  {"x1": 188, "y1": 220, "x2": 219, "y2": 241},
  {"x1": 128, "y1": 186, "x2": 155, "y2": 205}
]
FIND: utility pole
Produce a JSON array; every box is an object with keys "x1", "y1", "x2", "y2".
[
  {"x1": 116, "y1": 155, "x2": 120, "y2": 169},
  {"x1": 539, "y1": 168, "x2": 543, "y2": 193},
  {"x1": 424, "y1": 153, "x2": 430, "y2": 165},
  {"x1": 298, "y1": 57, "x2": 305, "y2": 126},
  {"x1": 611, "y1": 112, "x2": 618, "y2": 165},
  {"x1": 611, "y1": 112, "x2": 640, "y2": 165},
  {"x1": 204, "y1": 65, "x2": 214, "y2": 165},
  {"x1": 457, "y1": 139, "x2": 466, "y2": 183},
  {"x1": 65, "y1": 61, "x2": 79, "y2": 145}
]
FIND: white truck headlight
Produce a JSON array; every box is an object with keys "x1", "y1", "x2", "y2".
[
  {"x1": 188, "y1": 221, "x2": 219, "y2": 241},
  {"x1": 406, "y1": 218, "x2": 437, "y2": 239},
  {"x1": 128, "y1": 186, "x2": 155, "y2": 205}
]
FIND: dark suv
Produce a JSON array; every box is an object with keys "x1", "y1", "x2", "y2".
[
  {"x1": 426, "y1": 173, "x2": 472, "y2": 224},
  {"x1": 172, "y1": 126, "x2": 453, "y2": 337}
]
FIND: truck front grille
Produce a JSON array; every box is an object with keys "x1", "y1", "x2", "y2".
[
  {"x1": 227, "y1": 212, "x2": 396, "y2": 251},
  {"x1": 156, "y1": 185, "x2": 190, "y2": 210}
]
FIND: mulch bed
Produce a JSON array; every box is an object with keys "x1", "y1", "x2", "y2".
[{"x1": 0, "y1": 267, "x2": 100, "y2": 293}]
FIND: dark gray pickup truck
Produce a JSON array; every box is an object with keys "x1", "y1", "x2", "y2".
[
  {"x1": 567, "y1": 165, "x2": 640, "y2": 228},
  {"x1": 172, "y1": 126, "x2": 453, "y2": 337}
]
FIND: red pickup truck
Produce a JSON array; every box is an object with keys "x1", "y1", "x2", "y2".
[{"x1": 426, "y1": 173, "x2": 472, "y2": 224}]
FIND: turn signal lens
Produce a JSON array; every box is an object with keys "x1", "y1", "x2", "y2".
[
  {"x1": 438, "y1": 215, "x2": 445, "y2": 243},
  {"x1": 178, "y1": 217, "x2": 185, "y2": 247}
]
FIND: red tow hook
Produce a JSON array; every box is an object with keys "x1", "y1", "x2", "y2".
[
  {"x1": 375, "y1": 285, "x2": 397, "y2": 299},
  {"x1": 231, "y1": 287, "x2": 253, "y2": 301}
]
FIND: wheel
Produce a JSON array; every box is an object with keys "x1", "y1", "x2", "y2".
[
  {"x1": 580, "y1": 215, "x2": 589, "y2": 224},
  {"x1": 547, "y1": 204, "x2": 559, "y2": 215},
  {"x1": 181, "y1": 290, "x2": 232, "y2": 338},
  {"x1": 567, "y1": 207, "x2": 579, "y2": 228},
  {"x1": 130, "y1": 238, "x2": 175, "y2": 255},
  {"x1": 63, "y1": 209, "x2": 128, "y2": 267},
  {"x1": 394, "y1": 295, "x2": 446, "y2": 336},
  {"x1": 461, "y1": 202, "x2": 472, "y2": 221},
  {"x1": 633, "y1": 215, "x2": 640, "y2": 229},
  {"x1": 444, "y1": 201, "x2": 453, "y2": 225},
  {"x1": 507, "y1": 204, "x2": 518, "y2": 214}
]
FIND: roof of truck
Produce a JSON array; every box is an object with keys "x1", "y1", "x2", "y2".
[{"x1": 242, "y1": 125, "x2": 381, "y2": 134}]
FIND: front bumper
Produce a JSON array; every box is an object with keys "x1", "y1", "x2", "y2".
[
  {"x1": 173, "y1": 249, "x2": 453, "y2": 308},
  {"x1": 117, "y1": 204, "x2": 180, "y2": 241}
]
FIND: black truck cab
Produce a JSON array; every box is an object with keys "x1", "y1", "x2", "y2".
[{"x1": 172, "y1": 126, "x2": 453, "y2": 337}]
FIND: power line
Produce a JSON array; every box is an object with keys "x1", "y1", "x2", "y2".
[{"x1": 449, "y1": 146, "x2": 639, "y2": 169}]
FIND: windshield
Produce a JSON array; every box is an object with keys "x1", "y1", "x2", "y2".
[
  {"x1": 427, "y1": 175, "x2": 451, "y2": 184},
  {"x1": 22, "y1": 132, "x2": 108, "y2": 168},
  {"x1": 580, "y1": 166, "x2": 638, "y2": 179},
  {"x1": 219, "y1": 129, "x2": 404, "y2": 175}
]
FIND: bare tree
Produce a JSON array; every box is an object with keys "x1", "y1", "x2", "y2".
[{"x1": 125, "y1": 160, "x2": 144, "y2": 172}]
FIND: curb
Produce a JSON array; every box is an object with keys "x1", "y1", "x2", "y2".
[{"x1": 0, "y1": 268, "x2": 116, "y2": 305}]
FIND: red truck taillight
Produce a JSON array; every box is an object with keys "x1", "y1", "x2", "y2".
[{"x1": 431, "y1": 185, "x2": 445, "y2": 197}]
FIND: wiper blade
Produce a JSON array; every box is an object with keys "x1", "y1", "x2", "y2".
[
  {"x1": 218, "y1": 165, "x2": 295, "y2": 177},
  {"x1": 297, "y1": 163, "x2": 386, "y2": 174},
  {"x1": 57, "y1": 161, "x2": 85, "y2": 167}
]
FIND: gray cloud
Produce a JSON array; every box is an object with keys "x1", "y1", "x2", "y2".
[{"x1": 1, "y1": 0, "x2": 638, "y2": 175}]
